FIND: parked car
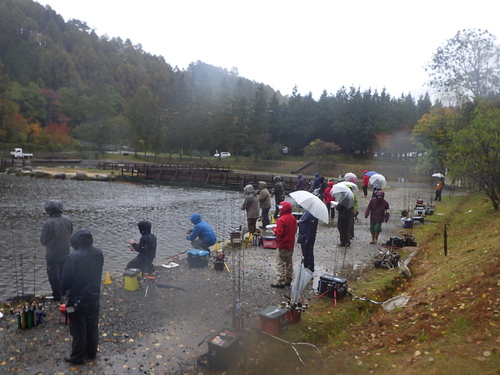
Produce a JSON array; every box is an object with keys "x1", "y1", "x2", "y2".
[{"x1": 213, "y1": 152, "x2": 231, "y2": 158}]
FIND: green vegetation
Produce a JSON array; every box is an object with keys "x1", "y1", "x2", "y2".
[{"x1": 235, "y1": 192, "x2": 499, "y2": 374}]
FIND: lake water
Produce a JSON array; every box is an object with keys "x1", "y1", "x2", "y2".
[{"x1": 0, "y1": 173, "x2": 246, "y2": 301}]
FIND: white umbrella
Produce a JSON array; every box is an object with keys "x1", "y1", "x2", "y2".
[
  {"x1": 432, "y1": 173, "x2": 444, "y2": 178},
  {"x1": 291, "y1": 264, "x2": 314, "y2": 304},
  {"x1": 344, "y1": 172, "x2": 357, "y2": 181},
  {"x1": 289, "y1": 191, "x2": 329, "y2": 224},
  {"x1": 369, "y1": 173, "x2": 387, "y2": 189},
  {"x1": 337, "y1": 181, "x2": 358, "y2": 191},
  {"x1": 330, "y1": 184, "x2": 354, "y2": 208}
]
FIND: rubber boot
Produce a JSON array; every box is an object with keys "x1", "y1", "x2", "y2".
[
  {"x1": 374, "y1": 231, "x2": 380, "y2": 243},
  {"x1": 370, "y1": 232, "x2": 376, "y2": 244}
]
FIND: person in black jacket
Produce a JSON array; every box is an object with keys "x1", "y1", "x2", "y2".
[
  {"x1": 297, "y1": 211, "x2": 319, "y2": 272},
  {"x1": 61, "y1": 229, "x2": 104, "y2": 365},
  {"x1": 40, "y1": 199, "x2": 73, "y2": 301},
  {"x1": 127, "y1": 221, "x2": 157, "y2": 274}
]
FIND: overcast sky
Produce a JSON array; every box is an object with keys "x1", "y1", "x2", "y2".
[{"x1": 37, "y1": 0, "x2": 500, "y2": 100}]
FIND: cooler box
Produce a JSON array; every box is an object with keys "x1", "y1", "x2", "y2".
[
  {"x1": 403, "y1": 218, "x2": 414, "y2": 229},
  {"x1": 123, "y1": 268, "x2": 142, "y2": 291},
  {"x1": 206, "y1": 327, "x2": 241, "y2": 370},
  {"x1": 262, "y1": 236, "x2": 277, "y2": 249},
  {"x1": 187, "y1": 249, "x2": 210, "y2": 268},
  {"x1": 317, "y1": 274, "x2": 348, "y2": 299},
  {"x1": 259, "y1": 307, "x2": 288, "y2": 335}
]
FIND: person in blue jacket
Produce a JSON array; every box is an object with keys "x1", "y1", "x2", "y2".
[
  {"x1": 61, "y1": 229, "x2": 104, "y2": 365},
  {"x1": 297, "y1": 211, "x2": 319, "y2": 272},
  {"x1": 186, "y1": 213, "x2": 217, "y2": 251}
]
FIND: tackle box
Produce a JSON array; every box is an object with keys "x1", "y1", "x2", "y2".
[
  {"x1": 206, "y1": 327, "x2": 241, "y2": 370},
  {"x1": 123, "y1": 268, "x2": 142, "y2": 291},
  {"x1": 262, "y1": 235, "x2": 277, "y2": 249},
  {"x1": 317, "y1": 274, "x2": 348, "y2": 299},
  {"x1": 258, "y1": 307, "x2": 288, "y2": 335},
  {"x1": 187, "y1": 249, "x2": 210, "y2": 268}
]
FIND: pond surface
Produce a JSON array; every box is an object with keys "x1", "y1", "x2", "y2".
[{"x1": 0, "y1": 173, "x2": 246, "y2": 301}]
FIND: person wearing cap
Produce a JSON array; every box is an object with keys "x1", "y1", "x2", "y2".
[
  {"x1": 40, "y1": 199, "x2": 73, "y2": 301},
  {"x1": 271, "y1": 176, "x2": 285, "y2": 220},
  {"x1": 241, "y1": 184, "x2": 260, "y2": 234},
  {"x1": 271, "y1": 201, "x2": 297, "y2": 288},
  {"x1": 61, "y1": 229, "x2": 104, "y2": 365},
  {"x1": 258, "y1": 181, "x2": 271, "y2": 229}
]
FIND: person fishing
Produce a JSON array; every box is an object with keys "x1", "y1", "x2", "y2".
[
  {"x1": 40, "y1": 199, "x2": 73, "y2": 301},
  {"x1": 127, "y1": 221, "x2": 157, "y2": 274},
  {"x1": 61, "y1": 229, "x2": 104, "y2": 365},
  {"x1": 297, "y1": 211, "x2": 318, "y2": 272},
  {"x1": 186, "y1": 213, "x2": 217, "y2": 252},
  {"x1": 271, "y1": 201, "x2": 297, "y2": 288}
]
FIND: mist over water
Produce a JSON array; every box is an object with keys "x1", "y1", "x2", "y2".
[{"x1": 0, "y1": 174, "x2": 245, "y2": 301}]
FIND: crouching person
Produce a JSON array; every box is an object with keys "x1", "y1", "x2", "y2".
[{"x1": 61, "y1": 229, "x2": 104, "y2": 365}]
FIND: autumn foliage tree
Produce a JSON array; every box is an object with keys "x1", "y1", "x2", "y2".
[{"x1": 303, "y1": 139, "x2": 341, "y2": 160}]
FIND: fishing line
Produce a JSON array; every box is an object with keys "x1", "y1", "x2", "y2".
[{"x1": 11, "y1": 223, "x2": 20, "y2": 299}]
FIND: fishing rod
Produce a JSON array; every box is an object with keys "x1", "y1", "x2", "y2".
[{"x1": 11, "y1": 223, "x2": 20, "y2": 299}]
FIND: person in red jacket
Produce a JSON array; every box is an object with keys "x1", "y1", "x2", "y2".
[
  {"x1": 271, "y1": 201, "x2": 297, "y2": 288},
  {"x1": 323, "y1": 180, "x2": 336, "y2": 223},
  {"x1": 362, "y1": 170, "x2": 370, "y2": 198}
]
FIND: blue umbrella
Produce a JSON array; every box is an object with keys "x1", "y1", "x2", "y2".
[{"x1": 364, "y1": 171, "x2": 378, "y2": 177}]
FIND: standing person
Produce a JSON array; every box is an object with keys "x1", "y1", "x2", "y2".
[
  {"x1": 317, "y1": 177, "x2": 327, "y2": 201},
  {"x1": 186, "y1": 213, "x2": 217, "y2": 252},
  {"x1": 362, "y1": 171, "x2": 370, "y2": 198},
  {"x1": 297, "y1": 211, "x2": 318, "y2": 272},
  {"x1": 61, "y1": 229, "x2": 104, "y2": 365},
  {"x1": 295, "y1": 174, "x2": 306, "y2": 191},
  {"x1": 241, "y1": 184, "x2": 260, "y2": 234},
  {"x1": 272, "y1": 176, "x2": 285, "y2": 220},
  {"x1": 271, "y1": 201, "x2": 297, "y2": 288},
  {"x1": 348, "y1": 186, "x2": 358, "y2": 240},
  {"x1": 258, "y1": 181, "x2": 271, "y2": 229},
  {"x1": 309, "y1": 173, "x2": 321, "y2": 195},
  {"x1": 435, "y1": 177, "x2": 444, "y2": 201},
  {"x1": 323, "y1": 180, "x2": 336, "y2": 222},
  {"x1": 40, "y1": 199, "x2": 73, "y2": 301},
  {"x1": 364, "y1": 190, "x2": 390, "y2": 244},
  {"x1": 337, "y1": 202, "x2": 353, "y2": 247},
  {"x1": 127, "y1": 221, "x2": 157, "y2": 274}
]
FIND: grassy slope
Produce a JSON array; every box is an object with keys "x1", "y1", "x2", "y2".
[{"x1": 275, "y1": 193, "x2": 499, "y2": 375}]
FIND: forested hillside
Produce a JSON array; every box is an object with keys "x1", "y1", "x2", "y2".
[{"x1": 1, "y1": 0, "x2": 432, "y2": 158}]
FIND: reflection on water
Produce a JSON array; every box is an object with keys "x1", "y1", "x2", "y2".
[{"x1": 0, "y1": 174, "x2": 246, "y2": 301}]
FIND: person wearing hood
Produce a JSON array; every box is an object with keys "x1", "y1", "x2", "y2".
[
  {"x1": 323, "y1": 180, "x2": 336, "y2": 222},
  {"x1": 186, "y1": 213, "x2": 217, "y2": 251},
  {"x1": 258, "y1": 181, "x2": 271, "y2": 229},
  {"x1": 61, "y1": 229, "x2": 104, "y2": 365},
  {"x1": 127, "y1": 221, "x2": 157, "y2": 273},
  {"x1": 40, "y1": 199, "x2": 73, "y2": 301},
  {"x1": 295, "y1": 174, "x2": 306, "y2": 191},
  {"x1": 241, "y1": 184, "x2": 260, "y2": 234},
  {"x1": 271, "y1": 176, "x2": 285, "y2": 220},
  {"x1": 364, "y1": 190, "x2": 390, "y2": 244},
  {"x1": 297, "y1": 211, "x2": 318, "y2": 272},
  {"x1": 271, "y1": 201, "x2": 297, "y2": 288}
]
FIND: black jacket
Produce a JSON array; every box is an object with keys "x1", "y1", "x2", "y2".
[
  {"x1": 62, "y1": 229, "x2": 104, "y2": 304},
  {"x1": 131, "y1": 221, "x2": 157, "y2": 264}
]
